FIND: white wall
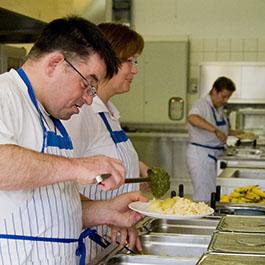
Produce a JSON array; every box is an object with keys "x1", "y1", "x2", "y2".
[
  {"x1": 132, "y1": 0, "x2": 265, "y2": 110},
  {"x1": 133, "y1": 0, "x2": 265, "y2": 38}
]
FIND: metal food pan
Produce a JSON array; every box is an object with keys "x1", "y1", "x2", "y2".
[
  {"x1": 231, "y1": 168, "x2": 265, "y2": 179},
  {"x1": 197, "y1": 252, "x2": 265, "y2": 265},
  {"x1": 142, "y1": 217, "x2": 219, "y2": 235},
  {"x1": 217, "y1": 215, "x2": 265, "y2": 233},
  {"x1": 208, "y1": 231, "x2": 265, "y2": 254},
  {"x1": 215, "y1": 204, "x2": 265, "y2": 216},
  {"x1": 104, "y1": 254, "x2": 198, "y2": 265},
  {"x1": 140, "y1": 233, "x2": 210, "y2": 258}
]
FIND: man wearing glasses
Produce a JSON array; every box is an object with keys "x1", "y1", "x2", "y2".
[{"x1": 0, "y1": 16, "x2": 146, "y2": 265}]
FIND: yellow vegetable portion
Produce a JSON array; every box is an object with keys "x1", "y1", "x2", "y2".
[
  {"x1": 220, "y1": 185, "x2": 265, "y2": 204},
  {"x1": 149, "y1": 196, "x2": 212, "y2": 216}
]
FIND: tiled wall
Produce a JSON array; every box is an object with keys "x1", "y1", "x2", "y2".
[{"x1": 188, "y1": 38, "x2": 265, "y2": 110}]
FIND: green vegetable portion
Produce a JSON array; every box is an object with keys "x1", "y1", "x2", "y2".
[{"x1": 147, "y1": 167, "x2": 171, "y2": 198}]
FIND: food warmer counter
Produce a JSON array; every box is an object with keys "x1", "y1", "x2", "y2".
[
  {"x1": 91, "y1": 217, "x2": 220, "y2": 265},
  {"x1": 217, "y1": 146, "x2": 265, "y2": 176},
  {"x1": 217, "y1": 167, "x2": 265, "y2": 196},
  {"x1": 91, "y1": 215, "x2": 265, "y2": 265}
]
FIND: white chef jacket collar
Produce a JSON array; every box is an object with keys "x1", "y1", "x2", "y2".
[
  {"x1": 206, "y1": 94, "x2": 223, "y2": 112},
  {"x1": 92, "y1": 95, "x2": 120, "y2": 120}
]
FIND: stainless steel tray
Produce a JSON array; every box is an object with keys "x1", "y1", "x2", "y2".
[
  {"x1": 217, "y1": 215, "x2": 265, "y2": 233},
  {"x1": 215, "y1": 203, "x2": 265, "y2": 216},
  {"x1": 208, "y1": 231, "x2": 265, "y2": 254},
  {"x1": 197, "y1": 252, "x2": 265, "y2": 265},
  {"x1": 140, "y1": 233, "x2": 210, "y2": 258},
  {"x1": 232, "y1": 168, "x2": 265, "y2": 179},
  {"x1": 104, "y1": 254, "x2": 197, "y2": 265},
  {"x1": 142, "y1": 217, "x2": 219, "y2": 235}
]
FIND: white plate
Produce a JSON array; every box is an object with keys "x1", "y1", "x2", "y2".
[{"x1": 129, "y1": 201, "x2": 215, "y2": 220}]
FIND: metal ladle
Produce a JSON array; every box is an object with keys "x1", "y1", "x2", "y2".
[{"x1": 95, "y1": 167, "x2": 171, "y2": 198}]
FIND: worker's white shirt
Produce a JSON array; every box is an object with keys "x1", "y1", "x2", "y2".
[
  {"x1": 0, "y1": 69, "x2": 81, "y2": 264},
  {"x1": 188, "y1": 95, "x2": 228, "y2": 145},
  {"x1": 64, "y1": 96, "x2": 140, "y2": 196},
  {"x1": 187, "y1": 94, "x2": 228, "y2": 202},
  {"x1": 64, "y1": 96, "x2": 140, "y2": 261}
]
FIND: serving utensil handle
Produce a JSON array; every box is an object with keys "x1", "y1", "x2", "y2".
[
  {"x1": 95, "y1": 174, "x2": 150, "y2": 184},
  {"x1": 125, "y1": 177, "x2": 150, "y2": 184}
]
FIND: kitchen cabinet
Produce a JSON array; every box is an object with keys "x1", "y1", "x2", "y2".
[{"x1": 112, "y1": 39, "x2": 188, "y2": 124}]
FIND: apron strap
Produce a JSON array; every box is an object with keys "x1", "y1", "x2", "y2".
[
  {"x1": 210, "y1": 106, "x2": 226, "y2": 126},
  {"x1": 208, "y1": 154, "x2": 217, "y2": 162},
  {"x1": 98, "y1": 112, "x2": 128, "y2": 144},
  {"x1": 17, "y1": 67, "x2": 73, "y2": 152},
  {"x1": 191, "y1": 142, "x2": 224, "y2": 150},
  {"x1": 0, "y1": 228, "x2": 110, "y2": 265}
]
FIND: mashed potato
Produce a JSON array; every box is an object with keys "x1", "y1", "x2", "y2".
[{"x1": 149, "y1": 196, "x2": 212, "y2": 216}]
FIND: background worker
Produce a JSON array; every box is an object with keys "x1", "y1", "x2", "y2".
[
  {"x1": 186, "y1": 76, "x2": 236, "y2": 202},
  {"x1": 64, "y1": 22, "x2": 149, "y2": 261},
  {"x1": 0, "y1": 16, "x2": 147, "y2": 265}
]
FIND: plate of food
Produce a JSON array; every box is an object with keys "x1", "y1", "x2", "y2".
[
  {"x1": 129, "y1": 196, "x2": 214, "y2": 220},
  {"x1": 236, "y1": 131, "x2": 258, "y2": 142}
]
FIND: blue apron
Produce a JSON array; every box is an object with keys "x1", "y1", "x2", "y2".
[
  {"x1": 98, "y1": 112, "x2": 128, "y2": 144},
  {"x1": 0, "y1": 68, "x2": 109, "y2": 265},
  {"x1": 191, "y1": 105, "x2": 226, "y2": 162}
]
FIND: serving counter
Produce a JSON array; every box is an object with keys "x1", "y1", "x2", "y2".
[{"x1": 91, "y1": 214, "x2": 265, "y2": 265}]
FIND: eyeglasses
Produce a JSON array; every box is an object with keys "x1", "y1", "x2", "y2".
[
  {"x1": 126, "y1": 57, "x2": 138, "y2": 66},
  {"x1": 64, "y1": 58, "x2": 97, "y2": 97}
]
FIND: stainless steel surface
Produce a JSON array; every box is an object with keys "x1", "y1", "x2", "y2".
[
  {"x1": 168, "y1": 97, "x2": 184, "y2": 120},
  {"x1": 217, "y1": 167, "x2": 265, "y2": 195},
  {"x1": 197, "y1": 252, "x2": 265, "y2": 265},
  {"x1": 215, "y1": 204, "x2": 265, "y2": 216},
  {"x1": 93, "y1": 217, "x2": 218, "y2": 264},
  {"x1": 104, "y1": 254, "x2": 197, "y2": 265},
  {"x1": 225, "y1": 148, "x2": 262, "y2": 159},
  {"x1": 128, "y1": 133, "x2": 189, "y2": 179},
  {"x1": 217, "y1": 148, "x2": 265, "y2": 176},
  {"x1": 208, "y1": 231, "x2": 265, "y2": 254},
  {"x1": 219, "y1": 168, "x2": 265, "y2": 179},
  {"x1": 143, "y1": 217, "x2": 219, "y2": 235},
  {"x1": 140, "y1": 233, "x2": 210, "y2": 258},
  {"x1": 230, "y1": 168, "x2": 265, "y2": 179},
  {"x1": 217, "y1": 215, "x2": 265, "y2": 233}
]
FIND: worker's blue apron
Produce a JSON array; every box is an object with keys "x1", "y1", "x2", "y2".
[
  {"x1": 0, "y1": 68, "x2": 109, "y2": 265},
  {"x1": 191, "y1": 106, "x2": 226, "y2": 161}
]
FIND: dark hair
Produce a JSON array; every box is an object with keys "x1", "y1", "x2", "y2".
[
  {"x1": 97, "y1": 22, "x2": 144, "y2": 61},
  {"x1": 212, "y1": 76, "x2": 236, "y2": 93},
  {"x1": 28, "y1": 16, "x2": 120, "y2": 79}
]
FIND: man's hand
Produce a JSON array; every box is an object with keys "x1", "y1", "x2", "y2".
[
  {"x1": 73, "y1": 155, "x2": 125, "y2": 190},
  {"x1": 105, "y1": 192, "x2": 148, "y2": 227},
  {"x1": 82, "y1": 191, "x2": 148, "y2": 228},
  {"x1": 215, "y1": 129, "x2": 227, "y2": 143},
  {"x1": 109, "y1": 225, "x2": 142, "y2": 252}
]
